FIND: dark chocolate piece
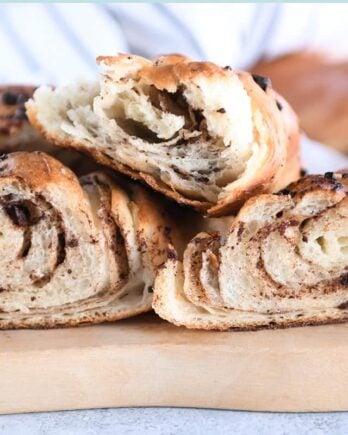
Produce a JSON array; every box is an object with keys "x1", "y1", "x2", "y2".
[
  {"x1": 252, "y1": 74, "x2": 271, "y2": 92},
  {"x1": 1, "y1": 91, "x2": 18, "y2": 106}
]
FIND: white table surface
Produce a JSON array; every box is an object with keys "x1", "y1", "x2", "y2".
[
  {"x1": 0, "y1": 408, "x2": 347, "y2": 435},
  {"x1": 2, "y1": 138, "x2": 348, "y2": 435}
]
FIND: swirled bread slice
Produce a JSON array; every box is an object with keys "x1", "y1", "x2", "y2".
[
  {"x1": 0, "y1": 86, "x2": 44, "y2": 151},
  {"x1": 27, "y1": 54, "x2": 300, "y2": 216},
  {"x1": 153, "y1": 173, "x2": 348, "y2": 330},
  {"x1": 0, "y1": 86, "x2": 96, "y2": 174},
  {"x1": 0, "y1": 152, "x2": 174, "y2": 328}
]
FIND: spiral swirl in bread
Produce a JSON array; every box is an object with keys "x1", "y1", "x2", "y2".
[
  {"x1": 153, "y1": 173, "x2": 348, "y2": 330},
  {"x1": 0, "y1": 152, "x2": 173, "y2": 328}
]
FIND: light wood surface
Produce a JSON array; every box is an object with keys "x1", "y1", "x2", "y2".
[{"x1": 0, "y1": 313, "x2": 347, "y2": 414}]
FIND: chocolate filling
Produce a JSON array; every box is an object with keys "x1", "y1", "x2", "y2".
[
  {"x1": 56, "y1": 232, "x2": 66, "y2": 266},
  {"x1": 148, "y1": 86, "x2": 208, "y2": 134},
  {"x1": 340, "y1": 273, "x2": 348, "y2": 286},
  {"x1": 3, "y1": 200, "x2": 42, "y2": 227},
  {"x1": 4, "y1": 202, "x2": 32, "y2": 226},
  {"x1": 338, "y1": 301, "x2": 348, "y2": 310},
  {"x1": 18, "y1": 227, "x2": 32, "y2": 258},
  {"x1": 1, "y1": 92, "x2": 18, "y2": 106}
]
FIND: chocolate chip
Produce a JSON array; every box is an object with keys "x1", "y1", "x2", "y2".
[
  {"x1": 216, "y1": 108, "x2": 226, "y2": 113},
  {"x1": 276, "y1": 100, "x2": 283, "y2": 111},
  {"x1": 0, "y1": 154, "x2": 8, "y2": 161},
  {"x1": 324, "y1": 172, "x2": 334, "y2": 179},
  {"x1": 5, "y1": 203, "x2": 30, "y2": 226},
  {"x1": 338, "y1": 301, "x2": 348, "y2": 310},
  {"x1": 1, "y1": 91, "x2": 18, "y2": 105},
  {"x1": 340, "y1": 273, "x2": 348, "y2": 286},
  {"x1": 223, "y1": 66, "x2": 232, "y2": 71},
  {"x1": 252, "y1": 74, "x2": 271, "y2": 92},
  {"x1": 300, "y1": 169, "x2": 308, "y2": 177},
  {"x1": 164, "y1": 226, "x2": 171, "y2": 237},
  {"x1": 67, "y1": 238, "x2": 78, "y2": 248},
  {"x1": 278, "y1": 188, "x2": 290, "y2": 196},
  {"x1": 197, "y1": 176, "x2": 209, "y2": 183},
  {"x1": 167, "y1": 248, "x2": 177, "y2": 261},
  {"x1": 342, "y1": 173, "x2": 348, "y2": 179},
  {"x1": 56, "y1": 232, "x2": 66, "y2": 266},
  {"x1": 0, "y1": 164, "x2": 9, "y2": 173},
  {"x1": 237, "y1": 225, "x2": 245, "y2": 238},
  {"x1": 276, "y1": 211, "x2": 283, "y2": 218},
  {"x1": 302, "y1": 235, "x2": 308, "y2": 242}
]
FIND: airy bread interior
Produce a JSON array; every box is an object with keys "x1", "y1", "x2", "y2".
[
  {"x1": 0, "y1": 85, "x2": 97, "y2": 174},
  {"x1": 153, "y1": 173, "x2": 348, "y2": 330},
  {"x1": 27, "y1": 54, "x2": 300, "y2": 215}
]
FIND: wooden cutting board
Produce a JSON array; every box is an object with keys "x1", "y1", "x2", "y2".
[{"x1": 0, "y1": 313, "x2": 347, "y2": 414}]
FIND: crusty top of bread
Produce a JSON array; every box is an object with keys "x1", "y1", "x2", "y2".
[
  {"x1": 98, "y1": 53, "x2": 237, "y2": 92},
  {"x1": 0, "y1": 150, "x2": 79, "y2": 192}
]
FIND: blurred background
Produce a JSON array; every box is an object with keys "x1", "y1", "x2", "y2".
[{"x1": 1, "y1": 2, "x2": 348, "y2": 160}]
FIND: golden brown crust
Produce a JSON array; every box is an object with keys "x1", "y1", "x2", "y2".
[{"x1": 0, "y1": 151, "x2": 80, "y2": 194}]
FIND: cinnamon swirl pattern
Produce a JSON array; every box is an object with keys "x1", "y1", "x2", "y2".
[
  {"x1": 0, "y1": 152, "x2": 173, "y2": 328},
  {"x1": 153, "y1": 173, "x2": 348, "y2": 330}
]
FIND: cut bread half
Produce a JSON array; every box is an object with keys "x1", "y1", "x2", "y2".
[
  {"x1": 153, "y1": 173, "x2": 348, "y2": 330},
  {"x1": 0, "y1": 151, "x2": 174, "y2": 328},
  {"x1": 0, "y1": 86, "x2": 97, "y2": 174},
  {"x1": 27, "y1": 53, "x2": 300, "y2": 216}
]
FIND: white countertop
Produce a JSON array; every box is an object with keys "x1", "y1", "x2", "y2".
[{"x1": 0, "y1": 408, "x2": 347, "y2": 435}]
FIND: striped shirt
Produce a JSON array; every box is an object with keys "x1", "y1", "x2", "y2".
[{"x1": 1, "y1": 3, "x2": 348, "y2": 85}]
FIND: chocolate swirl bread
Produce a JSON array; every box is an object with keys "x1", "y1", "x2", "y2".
[
  {"x1": 27, "y1": 54, "x2": 300, "y2": 217},
  {"x1": 0, "y1": 86, "x2": 41, "y2": 151},
  {"x1": 0, "y1": 86, "x2": 95, "y2": 173},
  {"x1": 0, "y1": 152, "x2": 174, "y2": 328},
  {"x1": 153, "y1": 173, "x2": 348, "y2": 330}
]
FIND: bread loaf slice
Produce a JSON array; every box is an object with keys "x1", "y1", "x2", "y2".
[
  {"x1": 0, "y1": 151, "x2": 174, "y2": 328},
  {"x1": 153, "y1": 173, "x2": 348, "y2": 330},
  {"x1": 27, "y1": 53, "x2": 300, "y2": 216},
  {"x1": 0, "y1": 86, "x2": 96, "y2": 174}
]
